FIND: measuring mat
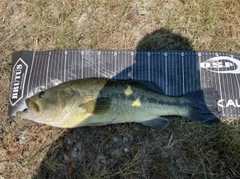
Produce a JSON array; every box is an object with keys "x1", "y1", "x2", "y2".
[{"x1": 8, "y1": 50, "x2": 240, "y2": 118}]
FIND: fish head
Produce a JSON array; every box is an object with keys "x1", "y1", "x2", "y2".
[{"x1": 16, "y1": 86, "x2": 80, "y2": 126}]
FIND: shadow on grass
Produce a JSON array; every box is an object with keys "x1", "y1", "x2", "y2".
[{"x1": 32, "y1": 28, "x2": 240, "y2": 179}]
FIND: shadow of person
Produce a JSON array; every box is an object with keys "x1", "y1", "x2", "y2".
[
  {"x1": 136, "y1": 28, "x2": 193, "y2": 50},
  {"x1": 31, "y1": 28, "x2": 239, "y2": 179}
]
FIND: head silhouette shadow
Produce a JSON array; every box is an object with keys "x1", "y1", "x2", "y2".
[
  {"x1": 32, "y1": 28, "x2": 222, "y2": 179},
  {"x1": 136, "y1": 28, "x2": 193, "y2": 51}
]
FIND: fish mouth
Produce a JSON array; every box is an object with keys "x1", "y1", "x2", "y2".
[
  {"x1": 16, "y1": 98, "x2": 42, "y2": 119},
  {"x1": 22, "y1": 98, "x2": 40, "y2": 113}
]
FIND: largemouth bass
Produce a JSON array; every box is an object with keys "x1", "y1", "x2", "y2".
[{"x1": 16, "y1": 78, "x2": 220, "y2": 128}]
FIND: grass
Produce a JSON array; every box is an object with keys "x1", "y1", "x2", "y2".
[{"x1": 0, "y1": 0, "x2": 240, "y2": 178}]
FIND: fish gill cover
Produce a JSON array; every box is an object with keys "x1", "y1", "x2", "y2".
[{"x1": 8, "y1": 50, "x2": 240, "y2": 118}]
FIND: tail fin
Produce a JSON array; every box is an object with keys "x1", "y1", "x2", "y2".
[{"x1": 184, "y1": 88, "x2": 221, "y2": 124}]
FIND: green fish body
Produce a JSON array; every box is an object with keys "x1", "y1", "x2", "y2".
[{"x1": 16, "y1": 79, "x2": 220, "y2": 128}]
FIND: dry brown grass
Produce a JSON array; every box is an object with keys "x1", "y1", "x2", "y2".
[{"x1": 0, "y1": 0, "x2": 240, "y2": 178}]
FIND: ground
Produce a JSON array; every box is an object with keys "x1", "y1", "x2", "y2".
[{"x1": 0, "y1": 0, "x2": 240, "y2": 178}]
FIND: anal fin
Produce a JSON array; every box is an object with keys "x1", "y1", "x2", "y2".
[{"x1": 139, "y1": 117, "x2": 169, "y2": 129}]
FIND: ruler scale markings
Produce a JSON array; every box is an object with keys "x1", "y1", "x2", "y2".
[
  {"x1": 173, "y1": 52, "x2": 176, "y2": 95},
  {"x1": 160, "y1": 52, "x2": 162, "y2": 90},
  {"x1": 157, "y1": 52, "x2": 159, "y2": 87},
  {"x1": 180, "y1": 51, "x2": 182, "y2": 94},
  {"x1": 142, "y1": 52, "x2": 145, "y2": 80},
  {"x1": 12, "y1": 49, "x2": 240, "y2": 118},
  {"x1": 64, "y1": 51, "x2": 67, "y2": 82},
  {"x1": 213, "y1": 53, "x2": 223, "y2": 113},
  {"x1": 69, "y1": 51, "x2": 72, "y2": 80},
  {"x1": 204, "y1": 52, "x2": 208, "y2": 88},
  {"x1": 189, "y1": 53, "x2": 192, "y2": 93},
  {"x1": 172, "y1": 52, "x2": 174, "y2": 95},
  {"x1": 60, "y1": 52, "x2": 63, "y2": 81},
  {"x1": 229, "y1": 72, "x2": 235, "y2": 115},
  {"x1": 81, "y1": 51, "x2": 84, "y2": 78},
  {"x1": 234, "y1": 54, "x2": 240, "y2": 114},
  {"x1": 137, "y1": 52, "x2": 139, "y2": 80},
  {"x1": 176, "y1": 52, "x2": 178, "y2": 95},
  {"x1": 137, "y1": 52, "x2": 140, "y2": 80},
  {"x1": 27, "y1": 51, "x2": 36, "y2": 97},
  {"x1": 77, "y1": 51, "x2": 79, "y2": 78},
  {"x1": 38, "y1": 52, "x2": 42, "y2": 88},
  {"x1": 190, "y1": 52, "x2": 193, "y2": 92},
  {"x1": 170, "y1": 52, "x2": 172, "y2": 95},
  {"x1": 227, "y1": 73, "x2": 232, "y2": 116},
  {"x1": 85, "y1": 51, "x2": 88, "y2": 78},
  {"x1": 224, "y1": 69, "x2": 230, "y2": 115},
  {"x1": 41, "y1": 52, "x2": 45, "y2": 88},
  {"x1": 174, "y1": 52, "x2": 176, "y2": 95},
  {"x1": 150, "y1": 52, "x2": 153, "y2": 82},
  {"x1": 193, "y1": 52, "x2": 196, "y2": 92},
  {"x1": 62, "y1": 51, "x2": 65, "y2": 81},
  {"x1": 203, "y1": 52, "x2": 208, "y2": 88},
  {"x1": 143, "y1": 52, "x2": 146, "y2": 80},
  {"x1": 119, "y1": 52, "x2": 121, "y2": 79},
  {"x1": 93, "y1": 51, "x2": 95, "y2": 78},
  {"x1": 155, "y1": 52, "x2": 157, "y2": 83},
  {"x1": 153, "y1": 52, "x2": 155, "y2": 84},
  {"x1": 164, "y1": 52, "x2": 168, "y2": 95},
  {"x1": 39, "y1": 52, "x2": 44, "y2": 86},
  {"x1": 192, "y1": 52, "x2": 195, "y2": 92},
  {"x1": 147, "y1": 52, "x2": 150, "y2": 81},
  {"x1": 234, "y1": 74, "x2": 240, "y2": 115},
  {"x1": 139, "y1": 52, "x2": 141, "y2": 80},
  {"x1": 198, "y1": 52, "x2": 202, "y2": 90},
  {"x1": 45, "y1": 51, "x2": 51, "y2": 89},
  {"x1": 118, "y1": 52, "x2": 121, "y2": 79},
  {"x1": 139, "y1": 52, "x2": 142, "y2": 80},
  {"x1": 216, "y1": 53, "x2": 224, "y2": 114},
  {"x1": 68, "y1": 51, "x2": 70, "y2": 80},
  {"x1": 181, "y1": 52, "x2": 185, "y2": 95},
  {"x1": 57, "y1": 52, "x2": 60, "y2": 81},
  {"x1": 33, "y1": 53, "x2": 38, "y2": 90},
  {"x1": 67, "y1": 51, "x2": 70, "y2": 80},
  {"x1": 234, "y1": 55, "x2": 240, "y2": 116},
  {"x1": 41, "y1": 52, "x2": 46, "y2": 88},
  {"x1": 131, "y1": 51, "x2": 134, "y2": 80},
  {"x1": 125, "y1": 51, "x2": 127, "y2": 79},
  {"x1": 87, "y1": 51, "x2": 89, "y2": 78},
  {"x1": 57, "y1": 51, "x2": 60, "y2": 81},
  {"x1": 34, "y1": 53, "x2": 41, "y2": 91},
  {"x1": 230, "y1": 54, "x2": 239, "y2": 116},
  {"x1": 51, "y1": 52, "x2": 54, "y2": 85},
  {"x1": 74, "y1": 51, "x2": 76, "y2": 79},
  {"x1": 114, "y1": 51, "x2": 117, "y2": 80},
  {"x1": 89, "y1": 51, "x2": 91, "y2": 78},
  {"x1": 56, "y1": 52, "x2": 59, "y2": 81},
  {"x1": 121, "y1": 52, "x2": 124, "y2": 79},
  {"x1": 140, "y1": 52, "x2": 142, "y2": 80},
  {"x1": 34, "y1": 52, "x2": 39, "y2": 90}
]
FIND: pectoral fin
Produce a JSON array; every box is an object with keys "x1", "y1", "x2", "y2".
[
  {"x1": 140, "y1": 117, "x2": 169, "y2": 129},
  {"x1": 80, "y1": 98, "x2": 112, "y2": 114}
]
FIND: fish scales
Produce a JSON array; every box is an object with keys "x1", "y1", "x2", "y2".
[{"x1": 16, "y1": 78, "x2": 220, "y2": 128}]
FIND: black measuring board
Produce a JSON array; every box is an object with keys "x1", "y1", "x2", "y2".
[{"x1": 9, "y1": 50, "x2": 240, "y2": 118}]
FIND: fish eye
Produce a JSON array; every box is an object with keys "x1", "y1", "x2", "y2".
[{"x1": 38, "y1": 91, "x2": 44, "y2": 98}]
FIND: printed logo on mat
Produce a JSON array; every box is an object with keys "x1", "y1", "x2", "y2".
[
  {"x1": 9, "y1": 58, "x2": 28, "y2": 106},
  {"x1": 200, "y1": 56, "x2": 240, "y2": 74}
]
